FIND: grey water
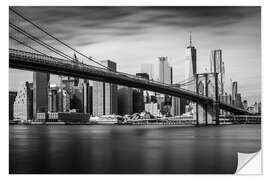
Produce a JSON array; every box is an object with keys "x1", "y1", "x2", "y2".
[{"x1": 9, "y1": 124, "x2": 261, "y2": 174}]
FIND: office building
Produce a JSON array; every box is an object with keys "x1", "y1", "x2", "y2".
[
  {"x1": 210, "y1": 49, "x2": 224, "y2": 95},
  {"x1": 83, "y1": 80, "x2": 92, "y2": 114},
  {"x1": 184, "y1": 32, "x2": 197, "y2": 81},
  {"x1": 118, "y1": 86, "x2": 133, "y2": 115},
  {"x1": 235, "y1": 93, "x2": 243, "y2": 109},
  {"x1": 33, "y1": 72, "x2": 50, "y2": 121},
  {"x1": 9, "y1": 91, "x2": 17, "y2": 120},
  {"x1": 48, "y1": 88, "x2": 58, "y2": 112},
  {"x1": 232, "y1": 81, "x2": 238, "y2": 105},
  {"x1": 136, "y1": 73, "x2": 149, "y2": 80},
  {"x1": 141, "y1": 64, "x2": 154, "y2": 80},
  {"x1": 248, "y1": 102, "x2": 261, "y2": 114},
  {"x1": 70, "y1": 86, "x2": 84, "y2": 112},
  {"x1": 132, "y1": 73, "x2": 151, "y2": 113},
  {"x1": 159, "y1": 56, "x2": 172, "y2": 84},
  {"x1": 92, "y1": 60, "x2": 118, "y2": 116},
  {"x1": 210, "y1": 50, "x2": 222, "y2": 73},
  {"x1": 145, "y1": 102, "x2": 160, "y2": 116},
  {"x1": 133, "y1": 88, "x2": 144, "y2": 113},
  {"x1": 170, "y1": 84, "x2": 186, "y2": 116},
  {"x1": 13, "y1": 82, "x2": 33, "y2": 120}
]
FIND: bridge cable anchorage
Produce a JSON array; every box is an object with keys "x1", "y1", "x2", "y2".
[
  {"x1": 9, "y1": 23, "x2": 75, "y2": 62},
  {"x1": 9, "y1": 35, "x2": 49, "y2": 56},
  {"x1": 9, "y1": 7, "x2": 113, "y2": 71}
]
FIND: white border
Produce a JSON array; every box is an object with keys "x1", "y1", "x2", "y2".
[{"x1": 1, "y1": 0, "x2": 267, "y2": 179}]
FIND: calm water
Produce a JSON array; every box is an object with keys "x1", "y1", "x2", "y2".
[{"x1": 9, "y1": 124, "x2": 261, "y2": 174}]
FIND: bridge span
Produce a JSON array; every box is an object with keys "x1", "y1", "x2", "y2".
[{"x1": 9, "y1": 49, "x2": 251, "y2": 122}]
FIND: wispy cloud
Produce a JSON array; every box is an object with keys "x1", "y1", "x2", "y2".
[{"x1": 9, "y1": 6, "x2": 261, "y2": 103}]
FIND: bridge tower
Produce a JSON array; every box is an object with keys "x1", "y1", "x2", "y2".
[{"x1": 195, "y1": 72, "x2": 220, "y2": 125}]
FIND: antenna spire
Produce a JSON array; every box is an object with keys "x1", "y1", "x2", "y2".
[{"x1": 189, "y1": 31, "x2": 192, "y2": 47}]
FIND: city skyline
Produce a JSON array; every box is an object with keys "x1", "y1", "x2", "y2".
[{"x1": 9, "y1": 6, "x2": 261, "y2": 104}]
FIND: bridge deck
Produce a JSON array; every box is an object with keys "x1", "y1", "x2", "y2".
[{"x1": 9, "y1": 49, "x2": 250, "y2": 115}]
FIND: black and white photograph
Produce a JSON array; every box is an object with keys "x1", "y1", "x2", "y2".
[{"x1": 6, "y1": 4, "x2": 263, "y2": 175}]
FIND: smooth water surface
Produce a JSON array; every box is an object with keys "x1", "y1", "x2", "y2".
[{"x1": 9, "y1": 124, "x2": 261, "y2": 174}]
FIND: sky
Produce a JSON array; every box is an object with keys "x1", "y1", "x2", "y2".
[{"x1": 9, "y1": 6, "x2": 261, "y2": 105}]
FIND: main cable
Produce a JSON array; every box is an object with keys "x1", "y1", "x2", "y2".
[
  {"x1": 10, "y1": 7, "x2": 112, "y2": 71},
  {"x1": 10, "y1": 35, "x2": 48, "y2": 56},
  {"x1": 10, "y1": 23, "x2": 74, "y2": 61}
]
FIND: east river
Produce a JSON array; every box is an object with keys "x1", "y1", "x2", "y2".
[{"x1": 9, "y1": 124, "x2": 261, "y2": 174}]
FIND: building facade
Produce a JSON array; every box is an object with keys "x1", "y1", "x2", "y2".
[
  {"x1": 158, "y1": 56, "x2": 172, "y2": 84},
  {"x1": 170, "y1": 84, "x2": 186, "y2": 116},
  {"x1": 232, "y1": 81, "x2": 238, "y2": 105},
  {"x1": 141, "y1": 64, "x2": 154, "y2": 80},
  {"x1": 83, "y1": 80, "x2": 92, "y2": 114},
  {"x1": 13, "y1": 82, "x2": 33, "y2": 120},
  {"x1": 92, "y1": 60, "x2": 118, "y2": 116},
  {"x1": 184, "y1": 33, "x2": 197, "y2": 82},
  {"x1": 33, "y1": 72, "x2": 50, "y2": 121},
  {"x1": 210, "y1": 49, "x2": 224, "y2": 95},
  {"x1": 9, "y1": 91, "x2": 17, "y2": 120},
  {"x1": 118, "y1": 86, "x2": 133, "y2": 115}
]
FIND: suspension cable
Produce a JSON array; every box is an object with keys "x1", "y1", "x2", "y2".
[
  {"x1": 10, "y1": 7, "x2": 112, "y2": 71},
  {"x1": 10, "y1": 35, "x2": 48, "y2": 56},
  {"x1": 10, "y1": 23, "x2": 74, "y2": 61}
]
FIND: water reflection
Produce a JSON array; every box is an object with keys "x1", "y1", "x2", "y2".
[{"x1": 9, "y1": 125, "x2": 261, "y2": 174}]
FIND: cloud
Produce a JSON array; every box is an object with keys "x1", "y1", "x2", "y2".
[{"x1": 9, "y1": 6, "x2": 261, "y2": 103}]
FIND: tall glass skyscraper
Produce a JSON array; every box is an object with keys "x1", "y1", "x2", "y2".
[
  {"x1": 141, "y1": 64, "x2": 154, "y2": 80},
  {"x1": 33, "y1": 72, "x2": 50, "y2": 121},
  {"x1": 210, "y1": 49, "x2": 224, "y2": 95},
  {"x1": 158, "y1": 56, "x2": 172, "y2": 84},
  {"x1": 184, "y1": 32, "x2": 197, "y2": 81}
]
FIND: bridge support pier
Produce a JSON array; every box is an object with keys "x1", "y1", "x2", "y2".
[
  {"x1": 196, "y1": 103, "x2": 220, "y2": 125},
  {"x1": 196, "y1": 103, "x2": 208, "y2": 125}
]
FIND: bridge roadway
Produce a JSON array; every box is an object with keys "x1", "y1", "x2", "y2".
[{"x1": 9, "y1": 49, "x2": 249, "y2": 115}]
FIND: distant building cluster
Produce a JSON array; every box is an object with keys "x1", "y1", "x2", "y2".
[{"x1": 9, "y1": 34, "x2": 261, "y2": 121}]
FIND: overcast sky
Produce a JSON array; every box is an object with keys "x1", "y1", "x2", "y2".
[{"x1": 9, "y1": 6, "x2": 261, "y2": 104}]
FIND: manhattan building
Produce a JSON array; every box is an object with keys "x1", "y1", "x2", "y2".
[
  {"x1": 141, "y1": 64, "x2": 154, "y2": 80},
  {"x1": 170, "y1": 84, "x2": 186, "y2": 116},
  {"x1": 232, "y1": 81, "x2": 238, "y2": 105},
  {"x1": 33, "y1": 72, "x2": 50, "y2": 121},
  {"x1": 92, "y1": 60, "x2": 118, "y2": 116},
  {"x1": 13, "y1": 81, "x2": 33, "y2": 120},
  {"x1": 158, "y1": 56, "x2": 173, "y2": 84},
  {"x1": 210, "y1": 49, "x2": 225, "y2": 95},
  {"x1": 9, "y1": 91, "x2": 17, "y2": 120},
  {"x1": 118, "y1": 86, "x2": 133, "y2": 115},
  {"x1": 184, "y1": 32, "x2": 197, "y2": 83}
]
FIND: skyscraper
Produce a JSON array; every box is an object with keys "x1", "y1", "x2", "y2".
[
  {"x1": 159, "y1": 56, "x2": 172, "y2": 84},
  {"x1": 33, "y1": 72, "x2": 50, "y2": 120},
  {"x1": 83, "y1": 80, "x2": 92, "y2": 114},
  {"x1": 133, "y1": 73, "x2": 149, "y2": 113},
  {"x1": 92, "y1": 60, "x2": 118, "y2": 116},
  {"x1": 232, "y1": 81, "x2": 238, "y2": 105},
  {"x1": 170, "y1": 84, "x2": 186, "y2": 116},
  {"x1": 210, "y1": 50, "x2": 222, "y2": 73},
  {"x1": 184, "y1": 32, "x2": 197, "y2": 81},
  {"x1": 13, "y1": 81, "x2": 33, "y2": 120},
  {"x1": 48, "y1": 88, "x2": 58, "y2": 112},
  {"x1": 9, "y1": 91, "x2": 17, "y2": 120},
  {"x1": 210, "y1": 49, "x2": 224, "y2": 95},
  {"x1": 141, "y1": 64, "x2": 154, "y2": 80},
  {"x1": 118, "y1": 86, "x2": 133, "y2": 115},
  {"x1": 235, "y1": 93, "x2": 243, "y2": 109}
]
